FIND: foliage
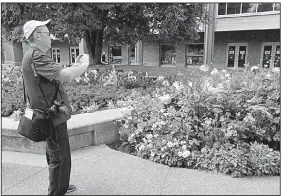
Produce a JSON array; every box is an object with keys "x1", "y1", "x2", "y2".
[
  {"x1": 116, "y1": 65, "x2": 280, "y2": 177},
  {"x1": 1, "y1": 65, "x2": 162, "y2": 117},
  {"x1": 1, "y1": 3, "x2": 209, "y2": 64},
  {"x1": 194, "y1": 141, "x2": 280, "y2": 177}
]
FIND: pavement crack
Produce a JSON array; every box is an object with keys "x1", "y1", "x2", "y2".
[
  {"x1": 3, "y1": 167, "x2": 46, "y2": 194},
  {"x1": 160, "y1": 167, "x2": 171, "y2": 195}
]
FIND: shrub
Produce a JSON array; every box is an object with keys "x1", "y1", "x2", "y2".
[{"x1": 116, "y1": 65, "x2": 280, "y2": 177}]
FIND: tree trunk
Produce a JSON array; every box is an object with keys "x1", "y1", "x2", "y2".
[
  {"x1": 94, "y1": 29, "x2": 104, "y2": 66},
  {"x1": 84, "y1": 29, "x2": 104, "y2": 67},
  {"x1": 84, "y1": 30, "x2": 95, "y2": 65}
]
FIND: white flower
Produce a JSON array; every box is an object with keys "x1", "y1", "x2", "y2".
[
  {"x1": 205, "y1": 119, "x2": 212, "y2": 125},
  {"x1": 266, "y1": 72, "x2": 271, "y2": 79},
  {"x1": 250, "y1": 66, "x2": 259, "y2": 72},
  {"x1": 157, "y1": 76, "x2": 165, "y2": 81},
  {"x1": 244, "y1": 113, "x2": 256, "y2": 122},
  {"x1": 146, "y1": 134, "x2": 153, "y2": 140},
  {"x1": 188, "y1": 81, "x2": 193, "y2": 87},
  {"x1": 182, "y1": 145, "x2": 187, "y2": 150},
  {"x1": 225, "y1": 73, "x2": 231, "y2": 78},
  {"x1": 152, "y1": 123, "x2": 158, "y2": 129},
  {"x1": 158, "y1": 121, "x2": 166, "y2": 126},
  {"x1": 151, "y1": 152, "x2": 156, "y2": 157},
  {"x1": 75, "y1": 77, "x2": 81, "y2": 83},
  {"x1": 173, "y1": 81, "x2": 184, "y2": 91},
  {"x1": 244, "y1": 63, "x2": 250, "y2": 67},
  {"x1": 160, "y1": 109, "x2": 165, "y2": 113},
  {"x1": 200, "y1": 64, "x2": 209, "y2": 72},
  {"x1": 272, "y1": 67, "x2": 280, "y2": 73},
  {"x1": 182, "y1": 150, "x2": 191, "y2": 158},
  {"x1": 159, "y1": 94, "x2": 172, "y2": 105},
  {"x1": 162, "y1": 80, "x2": 170, "y2": 86},
  {"x1": 177, "y1": 71, "x2": 184, "y2": 76},
  {"x1": 167, "y1": 142, "x2": 173, "y2": 148},
  {"x1": 180, "y1": 141, "x2": 187, "y2": 145},
  {"x1": 178, "y1": 151, "x2": 183, "y2": 157},
  {"x1": 84, "y1": 72, "x2": 88, "y2": 77},
  {"x1": 221, "y1": 69, "x2": 227, "y2": 73},
  {"x1": 201, "y1": 148, "x2": 207, "y2": 153},
  {"x1": 139, "y1": 145, "x2": 145, "y2": 151},
  {"x1": 217, "y1": 83, "x2": 224, "y2": 89},
  {"x1": 211, "y1": 68, "x2": 219, "y2": 75}
]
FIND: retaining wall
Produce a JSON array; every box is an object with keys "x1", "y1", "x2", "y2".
[{"x1": 2, "y1": 108, "x2": 125, "y2": 154}]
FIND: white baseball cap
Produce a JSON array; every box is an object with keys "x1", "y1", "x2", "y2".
[{"x1": 23, "y1": 19, "x2": 51, "y2": 39}]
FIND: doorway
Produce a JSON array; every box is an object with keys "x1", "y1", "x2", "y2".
[
  {"x1": 260, "y1": 42, "x2": 280, "y2": 68},
  {"x1": 226, "y1": 43, "x2": 248, "y2": 69}
]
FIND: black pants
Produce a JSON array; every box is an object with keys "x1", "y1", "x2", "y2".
[{"x1": 46, "y1": 122, "x2": 71, "y2": 195}]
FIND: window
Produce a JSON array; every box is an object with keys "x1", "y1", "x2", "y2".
[
  {"x1": 128, "y1": 45, "x2": 137, "y2": 64},
  {"x1": 51, "y1": 48, "x2": 60, "y2": 63},
  {"x1": 70, "y1": 47, "x2": 79, "y2": 64},
  {"x1": 109, "y1": 46, "x2": 122, "y2": 64},
  {"x1": 242, "y1": 3, "x2": 257, "y2": 13},
  {"x1": 274, "y1": 3, "x2": 280, "y2": 11},
  {"x1": 227, "y1": 3, "x2": 241, "y2": 15},
  {"x1": 226, "y1": 43, "x2": 248, "y2": 69},
  {"x1": 260, "y1": 42, "x2": 280, "y2": 68},
  {"x1": 218, "y1": 3, "x2": 226, "y2": 15},
  {"x1": 257, "y1": 3, "x2": 274, "y2": 12},
  {"x1": 218, "y1": 3, "x2": 280, "y2": 15},
  {"x1": 160, "y1": 45, "x2": 177, "y2": 65},
  {"x1": 186, "y1": 43, "x2": 204, "y2": 66}
]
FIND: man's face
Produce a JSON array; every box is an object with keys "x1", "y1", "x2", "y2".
[{"x1": 34, "y1": 25, "x2": 51, "y2": 49}]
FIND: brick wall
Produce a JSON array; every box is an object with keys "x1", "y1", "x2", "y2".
[
  {"x1": 175, "y1": 44, "x2": 185, "y2": 67},
  {"x1": 213, "y1": 30, "x2": 280, "y2": 69},
  {"x1": 143, "y1": 41, "x2": 159, "y2": 66}
]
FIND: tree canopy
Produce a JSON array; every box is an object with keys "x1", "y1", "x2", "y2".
[{"x1": 2, "y1": 3, "x2": 210, "y2": 64}]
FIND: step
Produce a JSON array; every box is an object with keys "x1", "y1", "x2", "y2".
[{"x1": 2, "y1": 108, "x2": 126, "y2": 154}]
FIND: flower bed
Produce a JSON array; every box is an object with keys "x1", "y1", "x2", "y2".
[
  {"x1": 115, "y1": 65, "x2": 280, "y2": 177},
  {"x1": 1, "y1": 65, "x2": 170, "y2": 118}
]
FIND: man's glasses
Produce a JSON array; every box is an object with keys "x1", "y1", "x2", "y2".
[{"x1": 35, "y1": 32, "x2": 51, "y2": 36}]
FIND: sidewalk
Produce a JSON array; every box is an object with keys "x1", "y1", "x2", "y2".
[{"x1": 2, "y1": 145, "x2": 280, "y2": 195}]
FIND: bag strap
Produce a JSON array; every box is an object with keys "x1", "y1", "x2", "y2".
[
  {"x1": 22, "y1": 49, "x2": 56, "y2": 108},
  {"x1": 30, "y1": 51, "x2": 50, "y2": 108},
  {"x1": 52, "y1": 81, "x2": 61, "y2": 102}
]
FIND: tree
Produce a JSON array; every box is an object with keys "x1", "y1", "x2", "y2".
[{"x1": 1, "y1": 3, "x2": 210, "y2": 65}]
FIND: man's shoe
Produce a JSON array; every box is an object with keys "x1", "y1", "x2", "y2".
[{"x1": 66, "y1": 184, "x2": 76, "y2": 193}]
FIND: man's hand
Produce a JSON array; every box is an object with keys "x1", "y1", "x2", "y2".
[
  {"x1": 72, "y1": 54, "x2": 90, "y2": 67},
  {"x1": 55, "y1": 54, "x2": 90, "y2": 82},
  {"x1": 75, "y1": 54, "x2": 90, "y2": 64}
]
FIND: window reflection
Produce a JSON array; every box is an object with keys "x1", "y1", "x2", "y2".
[
  {"x1": 274, "y1": 3, "x2": 280, "y2": 11},
  {"x1": 218, "y1": 3, "x2": 279, "y2": 15},
  {"x1": 242, "y1": 3, "x2": 257, "y2": 13},
  {"x1": 227, "y1": 3, "x2": 241, "y2": 14},
  {"x1": 218, "y1": 3, "x2": 226, "y2": 15},
  {"x1": 257, "y1": 3, "x2": 273, "y2": 12}
]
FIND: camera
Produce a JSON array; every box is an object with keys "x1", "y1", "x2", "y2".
[{"x1": 47, "y1": 100, "x2": 72, "y2": 116}]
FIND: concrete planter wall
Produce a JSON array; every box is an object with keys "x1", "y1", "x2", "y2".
[{"x1": 2, "y1": 108, "x2": 125, "y2": 154}]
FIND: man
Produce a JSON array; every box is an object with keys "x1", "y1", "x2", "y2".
[
  {"x1": 22, "y1": 19, "x2": 89, "y2": 195},
  {"x1": 101, "y1": 51, "x2": 108, "y2": 64}
]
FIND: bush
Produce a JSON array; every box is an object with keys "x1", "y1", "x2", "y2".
[
  {"x1": 194, "y1": 141, "x2": 280, "y2": 177},
  {"x1": 1, "y1": 65, "x2": 163, "y2": 117},
  {"x1": 116, "y1": 65, "x2": 280, "y2": 177}
]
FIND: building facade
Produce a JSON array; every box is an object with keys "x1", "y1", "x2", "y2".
[{"x1": 3, "y1": 3, "x2": 280, "y2": 69}]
